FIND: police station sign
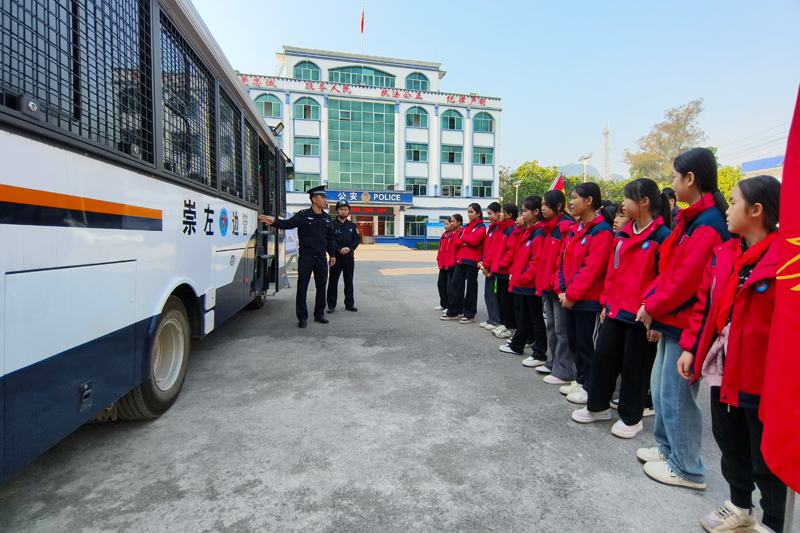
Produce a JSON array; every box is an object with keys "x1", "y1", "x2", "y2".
[{"x1": 327, "y1": 190, "x2": 412, "y2": 204}]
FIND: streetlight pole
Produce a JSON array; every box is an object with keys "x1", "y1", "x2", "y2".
[
  {"x1": 578, "y1": 153, "x2": 593, "y2": 183},
  {"x1": 513, "y1": 180, "x2": 523, "y2": 205}
]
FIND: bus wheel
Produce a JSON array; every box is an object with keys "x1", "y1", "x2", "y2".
[
  {"x1": 118, "y1": 296, "x2": 190, "y2": 420},
  {"x1": 247, "y1": 291, "x2": 267, "y2": 310}
]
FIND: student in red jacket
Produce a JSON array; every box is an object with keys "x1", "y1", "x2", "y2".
[
  {"x1": 489, "y1": 203, "x2": 520, "y2": 337},
  {"x1": 677, "y1": 176, "x2": 785, "y2": 533},
  {"x1": 480, "y1": 202, "x2": 503, "y2": 329},
  {"x1": 501, "y1": 196, "x2": 546, "y2": 358},
  {"x1": 556, "y1": 183, "x2": 614, "y2": 404},
  {"x1": 441, "y1": 214, "x2": 463, "y2": 316},
  {"x1": 443, "y1": 204, "x2": 486, "y2": 324},
  {"x1": 533, "y1": 191, "x2": 575, "y2": 383},
  {"x1": 571, "y1": 179, "x2": 672, "y2": 437},
  {"x1": 637, "y1": 147, "x2": 731, "y2": 491},
  {"x1": 435, "y1": 218, "x2": 452, "y2": 311}
]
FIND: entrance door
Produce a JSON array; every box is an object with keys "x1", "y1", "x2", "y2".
[{"x1": 356, "y1": 216, "x2": 374, "y2": 244}]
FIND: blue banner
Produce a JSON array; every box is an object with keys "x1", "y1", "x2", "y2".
[{"x1": 327, "y1": 189, "x2": 412, "y2": 204}]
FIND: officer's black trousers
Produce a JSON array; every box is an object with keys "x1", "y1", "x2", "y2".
[
  {"x1": 296, "y1": 254, "x2": 328, "y2": 321},
  {"x1": 710, "y1": 386, "x2": 786, "y2": 533},
  {"x1": 327, "y1": 253, "x2": 355, "y2": 310}
]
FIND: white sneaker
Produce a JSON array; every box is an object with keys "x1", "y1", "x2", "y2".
[
  {"x1": 643, "y1": 407, "x2": 655, "y2": 417},
  {"x1": 611, "y1": 419, "x2": 644, "y2": 439},
  {"x1": 543, "y1": 375, "x2": 570, "y2": 385},
  {"x1": 484, "y1": 323, "x2": 498, "y2": 330},
  {"x1": 499, "y1": 345, "x2": 522, "y2": 355},
  {"x1": 566, "y1": 388, "x2": 588, "y2": 404},
  {"x1": 434, "y1": 305, "x2": 444, "y2": 310},
  {"x1": 534, "y1": 365, "x2": 552, "y2": 374},
  {"x1": 442, "y1": 309, "x2": 449, "y2": 317},
  {"x1": 479, "y1": 321, "x2": 489, "y2": 328},
  {"x1": 636, "y1": 446, "x2": 668, "y2": 464},
  {"x1": 700, "y1": 501, "x2": 757, "y2": 532},
  {"x1": 559, "y1": 381, "x2": 582, "y2": 396},
  {"x1": 440, "y1": 315, "x2": 460, "y2": 321},
  {"x1": 492, "y1": 325, "x2": 506, "y2": 336},
  {"x1": 522, "y1": 357, "x2": 547, "y2": 368},
  {"x1": 610, "y1": 398, "x2": 619, "y2": 410},
  {"x1": 571, "y1": 408, "x2": 611, "y2": 424},
  {"x1": 643, "y1": 461, "x2": 706, "y2": 490},
  {"x1": 496, "y1": 330, "x2": 513, "y2": 339}
]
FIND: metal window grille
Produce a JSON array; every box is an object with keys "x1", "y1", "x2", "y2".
[
  {"x1": 160, "y1": 11, "x2": 216, "y2": 187},
  {"x1": 1, "y1": 0, "x2": 154, "y2": 162},
  {"x1": 218, "y1": 86, "x2": 241, "y2": 198},
  {"x1": 243, "y1": 120, "x2": 259, "y2": 206}
]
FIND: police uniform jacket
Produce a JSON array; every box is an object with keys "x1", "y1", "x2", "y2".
[
  {"x1": 331, "y1": 218, "x2": 360, "y2": 257},
  {"x1": 271, "y1": 209, "x2": 335, "y2": 258}
]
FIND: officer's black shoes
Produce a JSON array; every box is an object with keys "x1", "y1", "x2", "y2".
[
  {"x1": 314, "y1": 316, "x2": 329, "y2": 324},
  {"x1": 345, "y1": 307, "x2": 358, "y2": 312},
  {"x1": 298, "y1": 320, "x2": 307, "y2": 328},
  {"x1": 327, "y1": 307, "x2": 336, "y2": 313}
]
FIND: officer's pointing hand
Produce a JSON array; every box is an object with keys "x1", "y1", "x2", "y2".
[
  {"x1": 258, "y1": 215, "x2": 274, "y2": 226},
  {"x1": 329, "y1": 257, "x2": 336, "y2": 267}
]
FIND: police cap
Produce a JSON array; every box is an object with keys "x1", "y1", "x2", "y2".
[
  {"x1": 308, "y1": 185, "x2": 327, "y2": 198},
  {"x1": 335, "y1": 199, "x2": 350, "y2": 210}
]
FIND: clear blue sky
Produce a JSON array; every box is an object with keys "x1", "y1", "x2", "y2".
[{"x1": 191, "y1": 0, "x2": 800, "y2": 177}]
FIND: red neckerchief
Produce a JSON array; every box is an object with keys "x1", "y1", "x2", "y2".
[
  {"x1": 658, "y1": 193, "x2": 716, "y2": 275},
  {"x1": 541, "y1": 214, "x2": 562, "y2": 235},
  {"x1": 715, "y1": 232, "x2": 778, "y2": 334},
  {"x1": 563, "y1": 215, "x2": 602, "y2": 269}
]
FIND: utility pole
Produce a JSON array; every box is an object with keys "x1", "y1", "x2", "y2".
[{"x1": 601, "y1": 124, "x2": 610, "y2": 181}]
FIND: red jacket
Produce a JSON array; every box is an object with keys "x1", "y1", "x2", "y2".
[
  {"x1": 556, "y1": 215, "x2": 614, "y2": 312},
  {"x1": 491, "y1": 223, "x2": 521, "y2": 280},
  {"x1": 509, "y1": 223, "x2": 542, "y2": 295},
  {"x1": 481, "y1": 222, "x2": 501, "y2": 273},
  {"x1": 681, "y1": 237, "x2": 779, "y2": 410},
  {"x1": 602, "y1": 217, "x2": 672, "y2": 325},
  {"x1": 534, "y1": 213, "x2": 574, "y2": 297},
  {"x1": 454, "y1": 219, "x2": 486, "y2": 267},
  {"x1": 644, "y1": 194, "x2": 731, "y2": 339},
  {"x1": 437, "y1": 232, "x2": 450, "y2": 269},
  {"x1": 443, "y1": 227, "x2": 461, "y2": 269}
]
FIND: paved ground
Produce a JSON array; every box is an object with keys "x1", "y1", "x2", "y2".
[{"x1": 1, "y1": 245, "x2": 797, "y2": 532}]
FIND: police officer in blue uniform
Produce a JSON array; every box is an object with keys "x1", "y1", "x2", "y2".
[
  {"x1": 327, "y1": 199, "x2": 360, "y2": 313},
  {"x1": 258, "y1": 185, "x2": 335, "y2": 328}
]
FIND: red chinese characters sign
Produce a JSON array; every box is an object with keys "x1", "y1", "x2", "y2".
[{"x1": 240, "y1": 75, "x2": 277, "y2": 88}]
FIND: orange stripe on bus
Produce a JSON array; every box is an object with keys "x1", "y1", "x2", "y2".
[{"x1": 0, "y1": 184, "x2": 162, "y2": 220}]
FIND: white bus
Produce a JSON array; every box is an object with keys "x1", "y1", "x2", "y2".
[{"x1": 0, "y1": 0, "x2": 289, "y2": 480}]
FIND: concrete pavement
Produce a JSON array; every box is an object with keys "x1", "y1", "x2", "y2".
[{"x1": 1, "y1": 245, "x2": 796, "y2": 532}]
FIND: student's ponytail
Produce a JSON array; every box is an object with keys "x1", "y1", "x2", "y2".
[{"x1": 673, "y1": 147, "x2": 728, "y2": 219}]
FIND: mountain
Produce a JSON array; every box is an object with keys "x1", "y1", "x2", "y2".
[{"x1": 557, "y1": 164, "x2": 628, "y2": 182}]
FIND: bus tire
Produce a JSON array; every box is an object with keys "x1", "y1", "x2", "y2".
[
  {"x1": 118, "y1": 296, "x2": 191, "y2": 420},
  {"x1": 247, "y1": 292, "x2": 267, "y2": 310}
]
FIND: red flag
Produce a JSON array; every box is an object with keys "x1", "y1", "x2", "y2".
[
  {"x1": 761, "y1": 86, "x2": 800, "y2": 492},
  {"x1": 549, "y1": 174, "x2": 565, "y2": 195},
  {"x1": 360, "y1": 5, "x2": 364, "y2": 34}
]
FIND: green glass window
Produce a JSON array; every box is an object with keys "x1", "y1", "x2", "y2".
[
  {"x1": 405, "y1": 143, "x2": 427, "y2": 162},
  {"x1": 328, "y1": 66, "x2": 396, "y2": 88},
  {"x1": 294, "y1": 61, "x2": 320, "y2": 81},
  {"x1": 473, "y1": 147, "x2": 494, "y2": 165},
  {"x1": 473, "y1": 181, "x2": 493, "y2": 197},
  {"x1": 294, "y1": 137, "x2": 320, "y2": 156},
  {"x1": 294, "y1": 97, "x2": 320, "y2": 120},
  {"x1": 442, "y1": 145, "x2": 462, "y2": 164},
  {"x1": 255, "y1": 94, "x2": 281, "y2": 117},
  {"x1": 405, "y1": 178, "x2": 427, "y2": 196},
  {"x1": 405, "y1": 72, "x2": 429, "y2": 91},
  {"x1": 473, "y1": 112, "x2": 494, "y2": 133},
  {"x1": 405, "y1": 215, "x2": 428, "y2": 236},
  {"x1": 405, "y1": 106, "x2": 428, "y2": 128},
  {"x1": 442, "y1": 110, "x2": 463, "y2": 131},
  {"x1": 441, "y1": 179, "x2": 462, "y2": 197},
  {"x1": 327, "y1": 100, "x2": 396, "y2": 190},
  {"x1": 294, "y1": 173, "x2": 320, "y2": 192}
]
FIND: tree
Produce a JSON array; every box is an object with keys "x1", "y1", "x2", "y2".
[
  {"x1": 718, "y1": 165, "x2": 743, "y2": 200},
  {"x1": 624, "y1": 99, "x2": 707, "y2": 183}
]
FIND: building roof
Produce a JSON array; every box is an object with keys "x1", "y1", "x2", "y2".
[
  {"x1": 280, "y1": 46, "x2": 446, "y2": 78},
  {"x1": 742, "y1": 156, "x2": 785, "y2": 173}
]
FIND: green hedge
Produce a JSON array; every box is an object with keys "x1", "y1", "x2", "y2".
[{"x1": 416, "y1": 242, "x2": 439, "y2": 250}]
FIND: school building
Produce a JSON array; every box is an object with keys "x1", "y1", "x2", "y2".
[{"x1": 239, "y1": 46, "x2": 502, "y2": 246}]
